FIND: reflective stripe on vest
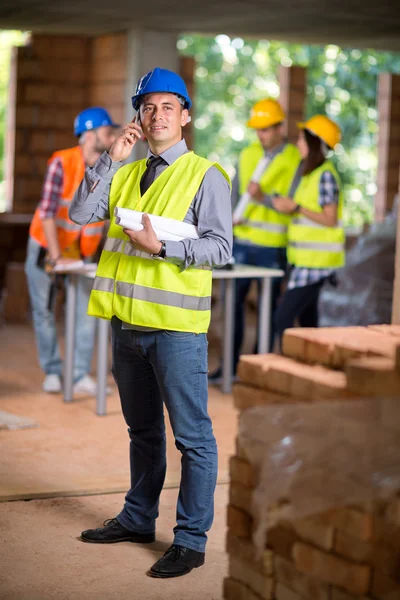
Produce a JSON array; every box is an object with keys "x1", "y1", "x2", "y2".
[
  {"x1": 88, "y1": 152, "x2": 230, "y2": 332},
  {"x1": 103, "y1": 236, "x2": 212, "y2": 268},
  {"x1": 233, "y1": 142, "x2": 301, "y2": 248},
  {"x1": 291, "y1": 216, "x2": 344, "y2": 228},
  {"x1": 92, "y1": 276, "x2": 211, "y2": 311},
  {"x1": 241, "y1": 219, "x2": 287, "y2": 233},
  {"x1": 55, "y1": 218, "x2": 81, "y2": 231},
  {"x1": 289, "y1": 240, "x2": 344, "y2": 252},
  {"x1": 287, "y1": 160, "x2": 345, "y2": 269}
]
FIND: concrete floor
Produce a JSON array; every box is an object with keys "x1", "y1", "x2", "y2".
[
  {"x1": 0, "y1": 319, "x2": 249, "y2": 599},
  {"x1": 0, "y1": 487, "x2": 229, "y2": 600}
]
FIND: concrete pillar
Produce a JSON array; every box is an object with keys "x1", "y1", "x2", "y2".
[
  {"x1": 278, "y1": 65, "x2": 306, "y2": 145},
  {"x1": 125, "y1": 30, "x2": 179, "y2": 160},
  {"x1": 375, "y1": 73, "x2": 400, "y2": 221}
]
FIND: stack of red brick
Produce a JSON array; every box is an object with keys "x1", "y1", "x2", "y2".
[{"x1": 224, "y1": 324, "x2": 400, "y2": 600}]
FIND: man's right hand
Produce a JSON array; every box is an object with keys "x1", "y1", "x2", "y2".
[{"x1": 108, "y1": 119, "x2": 143, "y2": 162}]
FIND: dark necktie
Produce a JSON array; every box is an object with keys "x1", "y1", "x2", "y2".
[{"x1": 140, "y1": 156, "x2": 165, "y2": 195}]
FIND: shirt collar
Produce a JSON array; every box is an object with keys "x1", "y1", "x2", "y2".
[
  {"x1": 146, "y1": 139, "x2": 189, "y2": 166},
  {"x1": 264, "y1": 141, "x2": 286, "y2": 159}
]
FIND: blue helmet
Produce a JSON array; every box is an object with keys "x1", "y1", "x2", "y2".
[
  {"x1": 131, "y1": 68, "x2": 192, "y2": 111},
  {"x1": 74, "y1": 107, "x2": 119, "y2": 137}
]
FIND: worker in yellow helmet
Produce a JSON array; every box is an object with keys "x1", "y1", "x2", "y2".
[
  {"x1": 272, "y1": 115, "x2": 345, "y2": 346},
  {"x1": 209, "y1": 99, "x2": 301, "y2": 382}
]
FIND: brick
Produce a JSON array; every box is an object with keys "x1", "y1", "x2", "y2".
[
  {"x1": 290, "y1": 516, "x2": 334, "y2": 551},
  {"x1": 334, "y1": 530, "x2": 400, "y2": 578},
  {"x1": 227, "y1": 505, "x2": 252, "y2": 539},
  {"x1": 24, "y1": 83, "x2": 56, "y2": 104},
  {"x1": 226, "y1": 532, "x2": 274, "y2": 576},
  {"x1": 15, "y1": 105, "x2": 40, "y2": 128},
  {"x1": 36, "y1": 107, "x2": 79, "y2": 130},
  {"x1": 267, "y1": 363, "x2": 349, "y2": 400},
  {"x1": 230, "y1": 456, "x2": 257, "y2": 488},
  {"x1": 283, "y1": 327, "x2": 397, "y2": 367},
  {"x1": 229, "y1": 557, "x2": 274, "y2": 600},
  {"x1": 237, "y1": 353, "x2": 283, "y2": 388},
  {"x1": 293, "y1": 542, "x2": 371, "y2": 595},
  {"x1": 90, "y1": 82, "x2": 126, "y2": 106},
  {"x1": 91, "y1": 57, "x2": 127, "y2": 84},
  {"x1": 274, "y1": 556, "x2": 329, "y2": 600},
  {"x1": 330, "y1": 589, "x2": 373, "y2": 600},
  {"x1": 30, "y1": 131, "x2": 56, "y2": 154},
  {"x1": 223, "y1": 577, "x2": 263, "y2": 600},
  {"x1": 91, "y1": 34, "x2": 127, "y2": 61},
  {"x1": 274, "y1": 583, "x2": 303, "y2": 600},
  {"x1": 2, "y1": 263, "x2": 30, "y2": 322},
  {"x1": 229, "y1": 483, "x2": 252, "y2": 515},
  {"x1": 346, "y1": 357, "x2": 400, "y2": 396},
  {"x1": 266, "y1": 524, "x2": 298, "y2": 561},
  {"x1": 372, "y1": 515, "x2": 400, "y2": 551},
  {"x1": 323, "y1": 507, "x2": 373, "y2": 541},
  {"x1": 233, "y1": 382, "x2": 292, "y2": 410},
  {"x1": 32, "y1": 35, "x2": 90, "y2": 61},
  {"x1": 368, "y1": 325, "x2": 400, "y2": 338},
  {"x1": 371, "y1": 569, "x2": 400, "y2": 600}
]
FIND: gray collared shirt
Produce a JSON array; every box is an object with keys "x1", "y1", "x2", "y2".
[{"x1": 69, "y1": 138, "x2": 233, "y2": 270}]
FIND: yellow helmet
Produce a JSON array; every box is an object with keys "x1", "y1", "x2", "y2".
[
  {"x1": 297, "y1": 115, "x2": 341, "y2": 149},
  {"x1": 247, "y1": 99, "x2": 286, "y2": 129}
]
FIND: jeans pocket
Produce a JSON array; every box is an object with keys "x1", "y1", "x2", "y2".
[{"x1": 164, "y1": 330, "x2": 196, "y2": 339}]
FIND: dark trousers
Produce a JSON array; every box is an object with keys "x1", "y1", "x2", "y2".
[
  {"x1": 274, "y1": 279, "x2": 325, "y2": 347},
  {"x1": 232, "y1": 240, "x2": 286, "y2": 370}
]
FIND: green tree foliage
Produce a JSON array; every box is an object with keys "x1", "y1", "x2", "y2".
[{"x1": 178, "y1": 35, "x2": 400, "y2": 226}]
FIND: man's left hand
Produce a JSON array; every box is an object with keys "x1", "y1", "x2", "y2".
[
  {"x1": 272, "y1": 196, "x2": 297, "y2": 214},
  {"x1": 123, "y1": 214, "x2": 162, "y2": 255}
]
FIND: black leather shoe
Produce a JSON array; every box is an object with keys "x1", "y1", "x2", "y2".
[
  {"x1": 149, "y1": 544, "x2": 205, "y2": 578},
  {"x1": 80, "y1": 518, "x2": 155, "y2": 544}
]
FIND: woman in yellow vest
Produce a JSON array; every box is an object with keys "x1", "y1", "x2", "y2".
[
  {"x1": 25, "y1": 107, "x2": 119, "y2": 394},
  {"x1": 272, "y1": 115, "x2": 345, "y2": 347}
]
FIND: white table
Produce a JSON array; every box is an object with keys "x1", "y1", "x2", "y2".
[
  {"x1": 212, "y1": 264, "x2": 284, "y2": 393},
  {"x1": 62, "y1": 263, "x2": 284, "y2": 415}
]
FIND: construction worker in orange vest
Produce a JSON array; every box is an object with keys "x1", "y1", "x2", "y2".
[{"x1": 25, "y1": 107, "x2": 120, "y2": 394}]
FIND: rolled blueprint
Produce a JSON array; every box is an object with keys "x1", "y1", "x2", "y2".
[
  {"x1": 115, "y1": 216, "x2": 186, "y2": 242},
  {"x1": 232, "y1": 155, "x2": 271, "y2": 223},
  {"x1": 114, "y1": 207, "x2": 199, "y2": 240}
]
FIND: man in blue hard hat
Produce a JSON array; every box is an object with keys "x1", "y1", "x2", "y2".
[
  {"x1": 25, "y1": 107, "x2": 119, "y2": 395},
  {"x1": 70, "y1": 68, "x2": 233, "y2": 578}
]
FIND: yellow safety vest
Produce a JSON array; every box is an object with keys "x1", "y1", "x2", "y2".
[
  {"x1": 233, "y1": 143, "x2": 301, "y2": 248},
  {"x1": 287, "y1": 160, "x2": 345, "y2": 269},
  {"x1": 88, "y1": 152, "x2": 230, "y2": 333}
]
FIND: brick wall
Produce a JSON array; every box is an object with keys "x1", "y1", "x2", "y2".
[
  {"x1": 278, "y1": 65, "x2": 306, "y2": 144},
  {"x1": 375, "y1": 73, "x2": 400, "y2": 220},
  {"x1": 10, "y1": 33, "x2": 129, "y2": 216},
  {"x1": 89, "y1": 33, "x2": 127, "y2": 127},
  {"x1": 180, "y1": 56, "x2": 195, "y2": 150},
  {"x1": 11, "y1": 35, "x2": 91, "y2": 214}
]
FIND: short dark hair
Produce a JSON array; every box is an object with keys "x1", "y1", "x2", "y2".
[{"x1": 302, "y1": 129, "x2": 325, "y2": 175}]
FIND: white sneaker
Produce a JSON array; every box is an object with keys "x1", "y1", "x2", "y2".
[
  {"x1": 43, "y1": 374, "x2": 62, "y2": 394},
  {"x1": 73, "y1": 375, "x2": 111, "y2": 396}
]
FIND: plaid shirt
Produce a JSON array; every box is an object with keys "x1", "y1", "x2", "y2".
[
  {"x1": 38, "y1": 157, "x2": 64, "y2": 219},
  {"x1": 288, "y1": 170, "x2": 339, "y2": 290}
]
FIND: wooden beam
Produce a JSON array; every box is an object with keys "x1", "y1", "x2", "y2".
[{"x1": 392, "y1": 188, "x2": 400, "y2": 323}]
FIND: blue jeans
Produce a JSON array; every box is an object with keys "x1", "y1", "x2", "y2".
[
  {"x1": 24, "y1": 237, "x2": 96, "y2": 381},
  {"x1": 232, "y1": 240, "x2": 286, "y2": 368},
  {"x1": 111, "y1": 317, "x2": 217, "y2": 553}
]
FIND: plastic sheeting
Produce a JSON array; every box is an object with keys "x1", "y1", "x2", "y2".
[
  {"x1": 319, "y1": 210, "x2": 396, "y2": 326},
  {"x1": 238, "y1": 398, "x2": 400, "y2": 556}
]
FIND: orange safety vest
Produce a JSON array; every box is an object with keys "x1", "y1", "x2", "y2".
[{"x1": 29, "y1": 146, "x2": 104, "y2": 257}]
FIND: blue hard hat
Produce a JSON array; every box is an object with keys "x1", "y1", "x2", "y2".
[
  {"x1": 74, "y1": 107, "x2": 120, "y2": 137},
  {"x1": 131, "y1": 68, "x2": 192, "y2": 111}
]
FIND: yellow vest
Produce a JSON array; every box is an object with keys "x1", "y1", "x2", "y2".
[
  {"x1": 287, "y1": 160, "x2": 345, "y2": 269},
  {"x1": 233, "y1": 143, "x2": 301, "y2": 248},
  {"x1": 88, "y1": 152, "x2": 230, "y2": 333}
]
